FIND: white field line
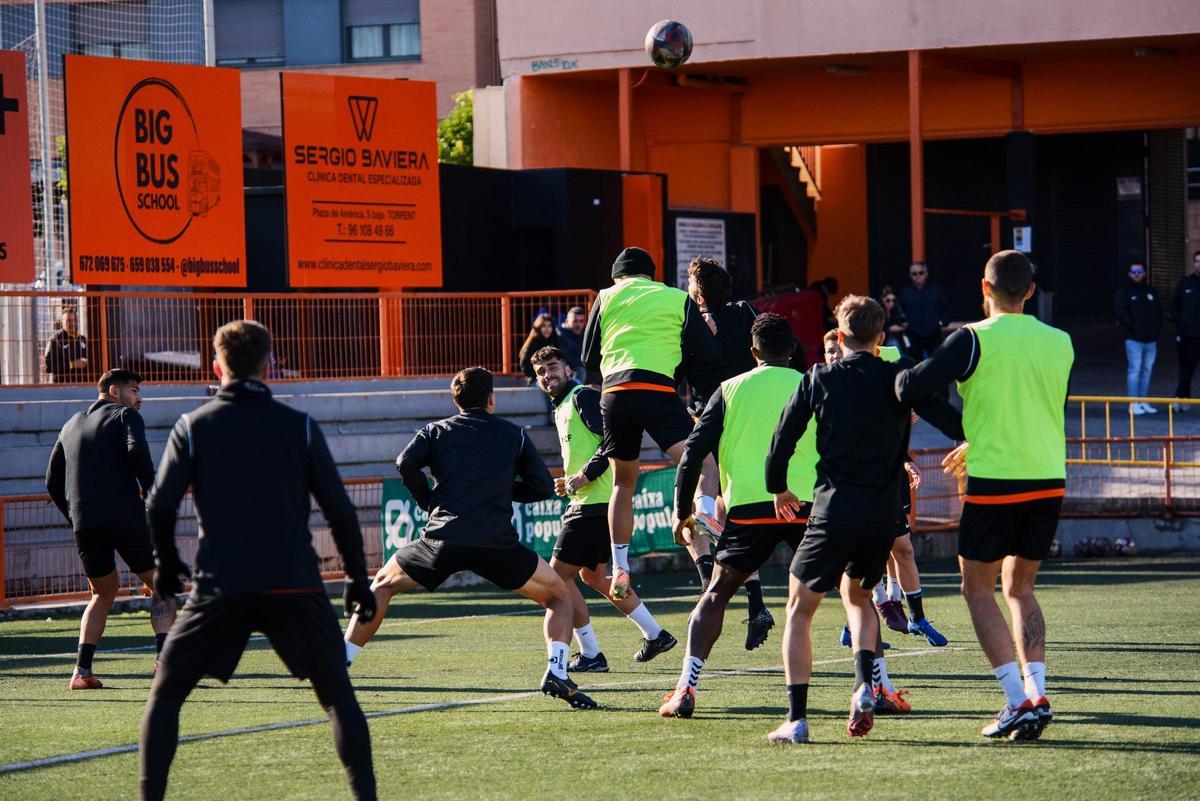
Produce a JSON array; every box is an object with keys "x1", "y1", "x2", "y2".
[
  {"x1": 0, "y1": 593, "x2": 705, "y2": 662},
  {"x1": 0, "y1": 647, "x2": 960, "y2": 776}
]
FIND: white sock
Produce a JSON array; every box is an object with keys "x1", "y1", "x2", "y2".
[
  {"x1": 676, "y1": 655, "x2": 704, "y2": 691},
  {"x1": 547, "y1": 641, "x2": 569, "y2": 679},
  {"x1": 696, "y1": 495, "x2": 717, "y2": 519},
  {"x1": 872, "y1": 583, "x2": 888, "y2": 605},
  {"x1": 626, "y1": 602, "x2": 663, "y2": 639},
  {"x1": 573, "y1": 624, "x2": 601, "y2": 659},
  {"x1": 1023, "y1": 661, "x2": 1046, "y2": 699},
  {"x1": 994, "y1": 661, "x2": 1028, "y2": 708},
  {"x1": 611, "y1": 543, "x2": 630, "y2": 572},
  {"x1": 344, "y1": 640, "x2": 363, "y2": 665},
  {"x1": 872, "y1": 657, "x2": 895, "y2": 693},
  {"x1": 886, "y1": 577, "x2": 902, "y2": 602}
]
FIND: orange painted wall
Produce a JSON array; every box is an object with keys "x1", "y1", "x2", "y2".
[
  {"x1": 519, "y1": 77, "x2": 619, "y2": 169},
  {"x1": 811, "y1": 145, "x2": 870, "y2": 299}
]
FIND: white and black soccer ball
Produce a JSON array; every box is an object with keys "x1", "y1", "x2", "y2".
[
  {"x1": 1073, "y1": 537, "x2": 1093, "y2": 558},
  {"x1": 1047, "y1": 539, "x2": 1062, "y2": 559},
  {"x1": 645, "y1": 20, "x2": 693, "y2": 68}
]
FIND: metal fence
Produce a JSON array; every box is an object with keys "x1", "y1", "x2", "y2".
[
  {"x1": 0, "y1": 289, "x2": 595, "y2": 385},
  {"x1": 0, "y1": 478, "x2": 384, "y2": 608},
  {"x1": 3, "y1": 400, "x2": 1199, "y2": 609}
]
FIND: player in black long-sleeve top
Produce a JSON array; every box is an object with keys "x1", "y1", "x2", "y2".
[
  {"x1": 46, "y1": 368, "x2": 176, "y2": 689},
  {"x1": 763, "y1": 296, "x2": 963, "y2": 742},
  {"x1": 342, "y1": 367, "x2": 598, "y2": 709},
  {"x1": 139, "y1": 321, "x2": 378, "y2": 801}
]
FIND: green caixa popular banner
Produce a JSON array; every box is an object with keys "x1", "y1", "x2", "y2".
[{"x1": 381, "y1": 468, "x2": 682, "y2": 563}]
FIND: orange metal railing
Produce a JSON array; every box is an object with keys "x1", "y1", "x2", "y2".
[
  {"x1": 0, "y1": 478, "x2": 385, "y2": 609},
  {"x1": 0, "y1": 289, "x2": 595, "y2": 386}
]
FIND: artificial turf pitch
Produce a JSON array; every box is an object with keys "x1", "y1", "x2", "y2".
[{"x1": 1, "y1": 556, "x2": 1198, "y2": 800}]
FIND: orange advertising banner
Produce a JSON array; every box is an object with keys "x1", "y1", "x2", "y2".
[
  {"x1": 64, "y1": 55, "x2": 246, "y2": 286},
  {"x1": 281, "y1": 73, "x2": 442, "y2": 288},
  {"x1": 0, "y1": 50, "x2": 34, "y2": 284}
]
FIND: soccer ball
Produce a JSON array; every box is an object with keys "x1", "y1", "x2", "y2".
[
  {"x1": 1073, "y1": 537, "x2": 1093, "y2": 558},
  {"x1": 1091, "y1": 537, "x2": 1113, "y2": 558},
  {"x1": 645, "y1": 20, "x2": 693, "y2": 68},
  {"x1": 1048, "y1": 540, "x2": 1062, "y2": 559},
  {"x1": 1114, "y1": 536, "x2": 1137, "y2": 557}
]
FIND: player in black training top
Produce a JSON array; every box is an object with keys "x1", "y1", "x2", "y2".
[
  {"x1": 679, "y1": 258, "x2": 772, "y2": 649},
  {"x1": 764, "y1": 296, "x2": 963, "y2": 743},
  {"x1": 46, "y1": 368, "x2": 177, "y2": 689},
  {"x1": 139, "y1": 321, "x2": 378, "y2": 801},
  {"x1": 342, "y1": 367, "x2": 598, "y2": 710}
]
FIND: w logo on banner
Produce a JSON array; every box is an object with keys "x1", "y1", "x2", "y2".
[{"x1": 347, "y1": 95, "x2": 378, "y2": 142}]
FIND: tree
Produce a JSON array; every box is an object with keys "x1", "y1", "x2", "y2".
[{"x1": 437, "y1": 89, "x2": 473, "y2": 165}]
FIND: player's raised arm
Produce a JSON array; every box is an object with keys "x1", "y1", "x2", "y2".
[
  {"x1": 580, "y1": 294, "x2": 605, "y2": 377},
  {"x1": 395, "y1": 427, "x2": 434, "y2": 511},
  {"x1": 894, "y1": 327, "x2": 979, "y2": 404}
]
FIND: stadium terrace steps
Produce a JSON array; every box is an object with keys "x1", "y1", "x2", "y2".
[{"x1": 0, "y1": 377, "x2": 660, "y2": 495}]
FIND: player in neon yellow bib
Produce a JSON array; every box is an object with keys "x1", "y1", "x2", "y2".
[{"x1": 898, "y1": 250, "x2": 1074, "y2": 741}]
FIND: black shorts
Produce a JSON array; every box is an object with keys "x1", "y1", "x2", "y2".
[
  {"x1": 394, "y1": 538, "x2": 540, "y2": 592},
  {"x1": 600, "y1": 388, "x2": 695, "y2": 461},
  {"x1": 156, "y1": 592, "x2": 345, "y2": 685},
  {"x1": 716, "y1": 518, "x2": 807, "y2": 575},
  {"x1": 789, "y1": 519, "x2": 895, "y2": 594},
  {"x1": 553, "y1": 514, "x2": 610, "y2": 571},
  {"x1": 959, "y1": 496, "x2": 1063, "y2": 563},
  {"x1": 74, "y1": 522, "x2": 156, "y2": 578}
]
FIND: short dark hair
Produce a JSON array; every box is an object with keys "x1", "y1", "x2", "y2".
[
  {"x1": 749, "y1": 313, "x2": 794, "y2": 359},
  {"x1": 451, "y1": 367, "x2": 493, "y2": 410},
  {"x1": 984, "y1": 250, "x2": 1034, "y2": 305},
  {"x1": 213, "y1": 320, "x2": 273, "y2": 379},
  {"x1": 822, "y1": 328, "x2": 839, "y2": 346},
  {"x1": 688, "y1": 257, "x2": 732, "y2": 309},
  {"x1": 835, "y1": 295, "x2": 885, "y2": 347},
  {"x1": 98, "y1": 368, "x2": 141, "y2": 395},
  {"x1": 530, "y1": 346, "x2": 568, "y2": 367}
]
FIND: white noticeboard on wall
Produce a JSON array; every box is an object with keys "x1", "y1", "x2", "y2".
[
  {"x1": 1013, "y1": 226, "x2": 1033, "y2": 253},
  {"x1": 674, "y1": 217, "x2": 726, "y2": 288}
]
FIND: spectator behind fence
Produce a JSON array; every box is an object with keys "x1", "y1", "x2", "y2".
[
  {"x1": 898, "y1": 262, "x2": 951, "y2": 359},
  {"x1": 880, "y1": 286, "x2": 909, "y2": 352},
  {"x1": 1171, "y1": 250, "x2": 1200, "y2": 413},
  {"x1": 1115, "y1": 262, "x2": 1162, "y2": 415},
  {"x1": 558, "y1": 306, "x2": 589, "y2": 384},
  {"x1": 519, "y1": 313, "x2": 562, "y2": 384},
  {"x1": 45, "y1": 305, "x2": 90, "y2": 383}
]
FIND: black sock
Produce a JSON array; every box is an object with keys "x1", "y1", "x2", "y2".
[
  {"x1": 904, "y1": 589, "x2": 925, "y2": 622},
  {"x1": 155, "y1": 633, "x2": 167, "y2": 657},
  {"x1": 77, "y1": 643, "x2": 96, "y2": 672},
  {"x1": 853, "y1": 649, "x2": 874, "y2": 690},
  {"x1": 694, "y1": 555, "x2": 715, "y2": 588},
  {"x1": 745, "y1": 579, "x2": 765, "y2": 617},
  {"x1": 786, "y1": 683, "x2": 809, "y2": 721}
]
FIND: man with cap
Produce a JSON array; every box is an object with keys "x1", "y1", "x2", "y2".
[{"x1": 581, "y1": 247, "x2": 721, "y2": 606}]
